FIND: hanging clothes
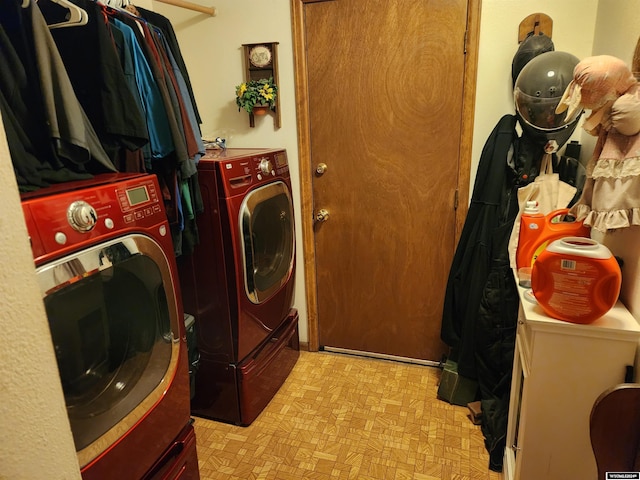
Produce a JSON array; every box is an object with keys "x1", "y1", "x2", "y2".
[
  {"x1": 441, "y1": 115, "x2": 520, "y2": 380},
  {"x1": 474, "y1": 218, "x2": 519, "y2": 472},
  {"x1": 134, "y1": 7, "x2": 205, "y2": 253},
  {"x1": 107, "y1": 5, "x2": 204, "y2": 254},
  {"x1": 43, "y1": 0, "x2": 149, "y2": 167},
  {"x1": 0, "y1": 20, "x2": 65, "y2": 190},
  {"x1": 0, "y1": 0, "x2": 116, "y2": 192},
  {"x1": 135, "y1": 6, "x2": 201, "y2": 126},
  {"x1": 31, "y1": 1, "x2": 115, "y2": 172},
  {"x1": 109, "y1": 16, "x2": 174, "y2": 163},
  {"x1": 441, "y1": 116, "x2": 543, "y2": 472},
  {"x1": 7, "y1": 0, "x2": 205, "y2": 255},
  {"x1": 154, "y1": 26, "x2": 204, "y2": 164}
]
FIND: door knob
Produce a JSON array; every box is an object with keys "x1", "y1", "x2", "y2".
[
  {"x1": 315, "y1": 163, "x2": 328, "y2": 175},
  {"x1": 315, "y1": 209, "x2": 330, "y2": 223}
]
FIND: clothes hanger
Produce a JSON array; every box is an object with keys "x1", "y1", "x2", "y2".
[
  {"x1": 44, "y1": 0, "x2": 89, "y2": 29},
  {"x1": 105, "y1": 0, "x2": 126, "y2": 8},
  {"x1": 100, "y1": 0, "x2": 147, "y2": 26},
  {"x1": 102, "y1": 0, "x2": 137, "y2": 17}
]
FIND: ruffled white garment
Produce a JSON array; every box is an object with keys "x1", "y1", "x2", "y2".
[
  {"x1": 556, "y1": 55, "x2": 640, "y2": 232},
  {"x1": 571, "y1": 124, "x2": 640, "y2": 232}
]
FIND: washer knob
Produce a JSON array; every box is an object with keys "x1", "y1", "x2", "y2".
[
  {"x1": 67, "y1": 201, "x2": 97, "y2": 232},
  {"x1": 259, "y1": 158, "x2": 273, "y2": 175}
]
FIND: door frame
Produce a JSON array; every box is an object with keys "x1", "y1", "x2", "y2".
[{"x1": 291, "y1": 0, "x2": 481, "y2": 351}]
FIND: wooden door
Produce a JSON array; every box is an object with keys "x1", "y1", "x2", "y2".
[{"x1": 294, "y1": 0, "x2": 477, "y2": 361}]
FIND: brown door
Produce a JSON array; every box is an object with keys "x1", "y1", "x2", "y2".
[{"x1": 300, "y1": 0, "x2": 473, "y2": 361}]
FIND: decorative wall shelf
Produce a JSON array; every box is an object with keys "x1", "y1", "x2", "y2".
[{"x1": 242, "y1": 42, "x2": 281, "y2": 128}]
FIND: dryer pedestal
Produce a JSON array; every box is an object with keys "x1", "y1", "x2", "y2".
[{"x1": 191, "y1": 309, "x2": 299, "y2": 425}]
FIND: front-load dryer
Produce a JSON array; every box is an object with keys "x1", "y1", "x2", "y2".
[{"x1": 178, "y1": 148, "x2": 299, "y2": 425}]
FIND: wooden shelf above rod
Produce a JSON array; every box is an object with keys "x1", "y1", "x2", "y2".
[{"x1": 154, "y1": 0, "x2": 216, "y2": 16}]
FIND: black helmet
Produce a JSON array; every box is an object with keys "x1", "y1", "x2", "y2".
[
  {"x1": 512, "y1": 32, "x2": 555, "y2": 86},
  {"x1": 514, "y1": 51, "x2": 581, "y2": 148}
]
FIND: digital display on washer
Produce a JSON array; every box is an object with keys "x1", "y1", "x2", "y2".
[
  {"x1": 126, "y1": 186, "x2": 149, "y2": 206},
  {"x1": 274, "y1": 152, "x2": 288, "y2": 167}
]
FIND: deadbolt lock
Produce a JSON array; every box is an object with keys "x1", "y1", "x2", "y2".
[
  {"x1": 315, "y1": 163, "x2": 328, "y2": 175},
  {"x1": 315, "y1": 209, "x2": 330, "y2": 223}
]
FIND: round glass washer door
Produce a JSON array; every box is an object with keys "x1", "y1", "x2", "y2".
[
  {"x1": 239, "y1": 181, "x2": 295, "y2": 304},
  {"x1": 36, "y1": 234, "x2": 181, "y2": 466}
]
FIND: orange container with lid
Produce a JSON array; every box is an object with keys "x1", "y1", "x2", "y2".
[
  {"x1": 531, "y1": 237, "x2": 622, "y2": 324},
  {"x1": 516, "y1": 201, "x2": 591, "y2": 269}
]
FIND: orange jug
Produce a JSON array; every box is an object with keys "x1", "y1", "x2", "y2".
[
  {"x1": 531, "y1": 237, "x2": 622, "y2": 324},
  {"x1": 516, "y1": 201, "x2": 591, "y2": 269}
]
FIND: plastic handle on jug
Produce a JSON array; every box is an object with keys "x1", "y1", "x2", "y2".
[
  {"x1": 595, "y1": 273, "x2": 622, "y2": 314},
  {"x1": 545, "y1": 208, "x2": 570, "y2": 223},
  {"x1": 516, "y1": 208, "x2": 590, "y2": 270}
]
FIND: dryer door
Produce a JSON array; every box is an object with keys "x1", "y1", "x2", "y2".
[
  {"x1": 240, "y1": 181, "x2": 295, "y2": 304},
  {"x1": 36, "y1": 234, "x2": 181, "y2": 465}
]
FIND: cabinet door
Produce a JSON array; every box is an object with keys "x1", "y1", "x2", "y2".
[
  {"x1": 517, "y1": 330, "x2": 636, "y2": 479},
  {"x1": 504, "y1": 328, "x2": 528, "y2": 480}
]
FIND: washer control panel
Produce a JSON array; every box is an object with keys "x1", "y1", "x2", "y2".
[
  {"x1": 220, "y1": 150, "x2": 289, "y2": 192},
  {"x1": 22, "y1": 175, "x2": 167, "y2": 260}
]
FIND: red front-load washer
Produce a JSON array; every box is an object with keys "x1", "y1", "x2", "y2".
[
  {"x1": 21, "y1": 173, "x2": 199, "y2": 480},
  {"x1": 178, "y1": 148, "x2": 299, "y2": 426}
]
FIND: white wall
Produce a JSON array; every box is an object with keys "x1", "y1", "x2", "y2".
[{"x1": 0, "y1": 116, "x2": 81, "y2": 478}]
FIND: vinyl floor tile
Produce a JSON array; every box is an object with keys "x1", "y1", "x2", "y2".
[{"x1": 194, "y1": 350, "x2": 502, "y2": 480}]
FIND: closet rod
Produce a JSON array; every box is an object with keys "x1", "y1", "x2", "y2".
[{"x1": 154, "y1": 0, "x2": 216, "y2": 16}]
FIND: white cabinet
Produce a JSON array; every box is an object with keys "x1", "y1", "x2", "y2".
[{"x1": 503, "y1": 284, "x2": 640, "y2": 480}]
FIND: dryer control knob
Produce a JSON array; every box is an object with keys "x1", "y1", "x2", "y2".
[
  {"x1": 259, "y1": 158, "x2": 273, "y2": 175},
  {"x1": 67, "y1": 201, "x2": 98, "y2": 232}
]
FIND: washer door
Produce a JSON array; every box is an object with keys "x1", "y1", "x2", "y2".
[
  {"x1": 240, "y1": 181, "x2": 295, "y2": 304},
  {"x1": 36, "y1": 234, "x2": 181, "y2": 465}
]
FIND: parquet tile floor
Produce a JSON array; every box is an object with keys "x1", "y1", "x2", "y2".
[{"x1": 193, "y1": 350, "x2": 502, "y2": 480}]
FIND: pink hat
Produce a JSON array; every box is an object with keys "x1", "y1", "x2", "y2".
[{"x1": 555, "y1": 55, "x2": 637, "y2": 131}]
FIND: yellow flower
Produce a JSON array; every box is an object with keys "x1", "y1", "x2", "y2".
[
  {"x1": 259, "y1": 85, "x2": 274, "y2": 101},
  {"x1": 235, "y1": 78, "x2": 277, "y2": 113}
]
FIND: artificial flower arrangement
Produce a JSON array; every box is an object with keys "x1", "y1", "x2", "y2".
[{"x1": 235, "y1": 78, "x2": 278, "y2": 114}]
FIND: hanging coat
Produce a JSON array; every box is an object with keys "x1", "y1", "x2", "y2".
[
  {"x1": 440, "y1": 114, "x2": 519, "y2": 379},
  {"x1": 440, "y1": 114, "x2": 522, "y2": 473}
]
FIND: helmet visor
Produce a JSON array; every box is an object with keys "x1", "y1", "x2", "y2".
[{"x1": 514, "y1": 89, "x2": 571, "y2": 131}]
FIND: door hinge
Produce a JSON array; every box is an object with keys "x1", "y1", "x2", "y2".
[
  {"x1": 463, "y1": 30, "x2": 468, "y2": 55},
  {"x1": 454, "y1": 189, "x2": 459, "y2": 210}
]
